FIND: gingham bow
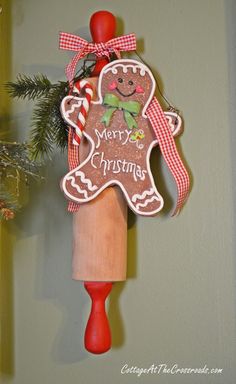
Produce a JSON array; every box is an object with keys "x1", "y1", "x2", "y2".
[{"x1": 59, "y1": 32, "x2": 137, "y2": 84}]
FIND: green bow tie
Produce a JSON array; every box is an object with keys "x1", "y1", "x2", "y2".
[{"x1": 101, "y1": 93, "x2": 141, "y2": 130}]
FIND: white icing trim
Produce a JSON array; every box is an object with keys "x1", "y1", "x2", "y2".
[
  {"x1": 75, "y1": 170, "x2": 98, "y2": 191},
  {"x1": 67, "y1": 176, "x2": 88, "y2": 197},
  {"x1": 103, "y1": 63, "x2": 147, "y2": 76},
  {"x1": 136, "y1": 196, "x2": 160, "y2": 210},
  {"x1": 132, "y1": 188, "x2": 155, "y2": 203}
]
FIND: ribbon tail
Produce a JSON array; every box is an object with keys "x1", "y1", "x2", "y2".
[
  {"x1": 146, "y1": 97, "x2": 190, "y2": 216},
  {"x1": 124, "y1": 111, "x2": 137, "y2": 130},
  {"x1": 67, "y1": 127, "x2": 80, "y2": 212},
  {"x1": 101, "y1": 107, "x2": 116, "y2": 127},
  {"x1": 108, "y1": 33, "x2": 137, "y2": 52},
  {"x1": 66, "y1": 50, "x2": 86, "y2": 86}
]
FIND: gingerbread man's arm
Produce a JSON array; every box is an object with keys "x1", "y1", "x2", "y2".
[
  {"x1": 164, "y1": 111, "x2": 182, "y2": 137},
  {"x1": 60, "y1": 96, "x2": 83, "y2": 132},
  {"x1": 60, "y1": 96, "x2": 105, "y2": 143}
]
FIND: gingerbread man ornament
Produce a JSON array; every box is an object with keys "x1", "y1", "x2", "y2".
[{"x1": 61, "y1": 59, "x2": 182, "y2": 216}]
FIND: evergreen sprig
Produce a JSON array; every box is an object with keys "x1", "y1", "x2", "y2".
[
  {"x1": 30, "y1": 81, "x2": 69, "y2": 159},
  {"x1": 6, "y1": 74, "x2": 53, "y2": 100},
  {"x1": 6, "y1": 62, "x2": 95, "y2": 159}
]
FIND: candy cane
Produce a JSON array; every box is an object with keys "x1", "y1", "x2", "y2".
[
  {"x1": 63, "y1": 79, "x2": 93, "y2": 212},
  {"x1": 72, "y1": 79, "x2": 93, "y2": 145}
]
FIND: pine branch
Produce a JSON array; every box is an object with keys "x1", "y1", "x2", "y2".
[
  {"x1": 51, "y1": 103, "x2": 68, "y2": 150},
  {"x1": 5, "y1": 74, "x2": 53, "y2": 100},
  {"x1": 30, "y1": 98, "x2": 55, "y2": 159},
  {"x1": 30, "y1": 81, "x2": 69, "y2": 159},
  {"x1": 6, "y1": 61, "x2": 96, "y2": 158}
]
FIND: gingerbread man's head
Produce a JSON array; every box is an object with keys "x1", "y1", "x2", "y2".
[{"x1": 97, "y1": 59, "x2": 156, "y2": 116}]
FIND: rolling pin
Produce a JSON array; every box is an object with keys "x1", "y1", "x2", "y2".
[
  {"x1": 72, "y1": 11, "x2": 127, "y2": 354},
  {"x1": 61, "y1": 10, "x2": 189, "y2": 354}
]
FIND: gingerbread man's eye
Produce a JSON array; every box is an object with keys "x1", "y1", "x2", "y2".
[
  {"x1": 128, "y1": 80, "x2": 134, "y2": 85},
  {"x1": 118, "y1": 78, "x2": 123, "y2": 83}
]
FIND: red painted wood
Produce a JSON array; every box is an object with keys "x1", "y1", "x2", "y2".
[
  {"x1": 84, "y1": 282, "x2": 113, "y2": 354},
  {"x1": 83, "y1": 11, "x2": 116, "y2": 354},
  {"x1": 90, "y1": 10, "x2": 116, "y2": 76},
  {"x1": 90, "y1": 10, "x2": 116, "y2": 42}
]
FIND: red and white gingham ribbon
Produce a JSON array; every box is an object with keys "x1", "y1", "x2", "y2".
[
  {"x1": 59, "y1": 32, "x2": 136, "y2": 85},
  {"x1": 146, "y1": 97, "x2": 190, "y2": 215},
  {"x1": 67, "y1": 128, "x2": 79, "y2": 212},
  {"x1": 67, "y1": 127, "x2": 80, "y2": 212}
]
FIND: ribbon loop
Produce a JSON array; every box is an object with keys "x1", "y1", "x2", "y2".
[
  {"x1": 59, "y1": 32, "x2": 137, "y2": 85},
  {"x1": 59, "y1": 32, "x2": 88, "y2": 52}
]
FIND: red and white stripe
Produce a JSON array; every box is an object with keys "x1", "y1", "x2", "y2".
[
  {"x1": 72, "y1": 80, "x2": 93, "y2": 145},
  {"x1": 67, "y1": 79, "x2": 93, "y2": 212}
]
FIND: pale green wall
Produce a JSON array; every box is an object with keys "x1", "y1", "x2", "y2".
[{"x1": 1, "y1": 0, "x2": 236, "y2": 383}]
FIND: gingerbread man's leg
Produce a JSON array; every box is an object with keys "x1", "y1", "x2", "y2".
[
  {"x1": 62, "y1": 162, "x2": 106, "y2": 203},
  {"x1": 122, "y1": 177, "x2": 164, "y2": 216}
]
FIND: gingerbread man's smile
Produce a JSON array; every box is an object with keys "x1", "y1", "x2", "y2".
[
  {"x1": 116, "y1": 87, "x2": 136, "y2": 97},
  {"x1": 115, "y1": 77, "x2": 136, "y2": 97},
  {"x1": 108, "y1": 77, "x2": 144, "y2": 97}
]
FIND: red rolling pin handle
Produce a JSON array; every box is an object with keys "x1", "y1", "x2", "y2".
[
  {"x1": 84, "y1": 10, "x2": 116, "y2": 354},
  {"x1": 84, "y1": 282, "x2": 112, "y2": 354},
  {"x1": 89, "y1": 10, "x2": 116, "y2": 76}
]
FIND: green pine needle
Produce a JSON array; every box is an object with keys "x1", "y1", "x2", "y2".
[
  {"x1": 30, "y1": 81, "x2": 69, "y2": 159},
  {"x1": 6, "y1": 74, "x2": 53, "y2": 100}
]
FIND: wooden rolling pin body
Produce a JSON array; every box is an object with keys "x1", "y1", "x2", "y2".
[
  {"x1": 72, "y1": 12, "x2": 127, "y2": 283},
  {"x1": 73, "y1": 188, "x2": 127, "y2": 282},
  {"x1": 71, "y1": 11, "x2": 128, "y2": 354}
]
